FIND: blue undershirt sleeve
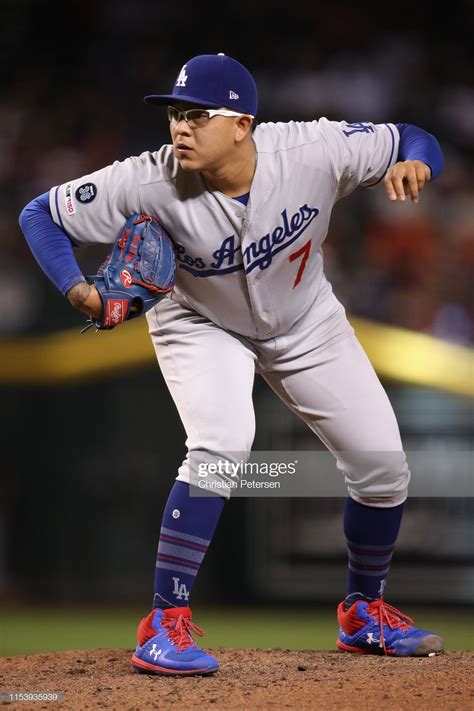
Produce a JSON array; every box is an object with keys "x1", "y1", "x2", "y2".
[
  {"x1": 395, "y1": 123, "x2": 444, "y2": 180},
  {"x1": 19, "y1": 191, "x2": 85, "y2": 295}
]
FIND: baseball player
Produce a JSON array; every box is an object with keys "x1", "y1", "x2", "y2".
[{"x1": 20, "y1": 53, "x2": 445, "y2": 675}]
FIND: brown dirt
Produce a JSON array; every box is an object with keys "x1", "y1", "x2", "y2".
[{"x1": 1, "y1": 648, "x2": 473, "y2": 710}]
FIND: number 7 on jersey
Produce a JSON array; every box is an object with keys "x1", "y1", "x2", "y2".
[{"x1": 289, "y1": 239, "x2": 312, "y2": 288}]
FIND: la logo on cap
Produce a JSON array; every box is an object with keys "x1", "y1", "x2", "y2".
[
  {"x1": 176, "y1": 65, "x2": 188, "y2": 87},
  {"x1": 143, "y1": 52, "x2": 258, "y2": 116}
]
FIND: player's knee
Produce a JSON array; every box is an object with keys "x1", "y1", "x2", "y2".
[
  {"x1": 191, "y1": 419, "x2": 256, "y2": 460},
  {"x1": 176, "y1": 423, "x2": 256, "y2": 497},
  {"x1": 341, "y1": 450, "x2": 410, "y2": 506}
]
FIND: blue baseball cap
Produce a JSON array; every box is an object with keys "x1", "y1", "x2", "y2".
[{"x1": 144, "y1": 53, "x2": 258, "y2": 116}]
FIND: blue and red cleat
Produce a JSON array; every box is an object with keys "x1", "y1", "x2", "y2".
[
  {"x1": 131, "y1": 606, "x2": 219, "y2": 675},
  {"x1": 337, "y1": 593, "x2": 444, "y2": 657}
]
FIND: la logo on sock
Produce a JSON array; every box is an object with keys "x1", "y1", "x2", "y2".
[{"x1": 173, "y1": 576, "x2": 190, "y2": 601}]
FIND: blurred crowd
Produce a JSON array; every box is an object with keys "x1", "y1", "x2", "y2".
[{"x1": 1, "y1": 0, "x2": 472, "y2": 342}]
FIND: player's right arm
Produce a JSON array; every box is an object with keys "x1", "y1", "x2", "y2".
[
  {"x1": 316, "y1": 118, "x2": 443, "y2": 201},
  {"x1": 19, "y1": 156, "x2": 142, "y2": 318},
  {"x1": 383, "y1": 123, "x2": 443, "y2": 203}
]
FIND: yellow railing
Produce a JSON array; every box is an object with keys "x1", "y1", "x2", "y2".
[{"x1": 0, "y1": 316, "x2": 472, "y2": 396}]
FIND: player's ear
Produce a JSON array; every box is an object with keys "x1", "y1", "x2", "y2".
[{"x1": 235, "y1": 115, "x2": 253, "y2": 142}]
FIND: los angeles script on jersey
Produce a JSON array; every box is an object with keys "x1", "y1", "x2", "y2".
[{"x1": 176, "y1": 203, "x2": 319, "y2": 277}]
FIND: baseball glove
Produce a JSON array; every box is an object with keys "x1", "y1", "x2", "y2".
[{"x1": 83, "y1": 214, "x2": 176, "y2": 331}]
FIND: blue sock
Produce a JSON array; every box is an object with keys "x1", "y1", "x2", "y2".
[
  {"x1": 153, "y1": 481, "x2": 225, "y2": 609},
  {"x1": 343, "y1": 497, "x2": 404, "y2": 603}
]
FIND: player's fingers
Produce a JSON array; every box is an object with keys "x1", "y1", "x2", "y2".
[
  {"x1": 415, "y1": 162, "x2": 431, "y2": 192},
  {"x1": 383, "y1": 173, "x2": 398, "y2": 201},
  {"x1": 384, "y1": 161, "x2": 430, "y2": 203},
  {"x1": 390, "y1": 172, "x2": 407, "y2": 201},
  {"x1": 384, "y1": 168, "x2": 404, "y2": 201},
  {"x1": 406, "y1": 169, "x2": 420, "y2": 203}
]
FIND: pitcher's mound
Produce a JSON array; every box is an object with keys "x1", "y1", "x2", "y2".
[{"x1": 1, "y1": 647, "x2": 472, "y2": 709}]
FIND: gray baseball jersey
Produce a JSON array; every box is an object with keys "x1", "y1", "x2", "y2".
[
  {"x1": 50, "y1": 118, "x2": 399, "y2": 339},
  {"x1": 50, "y1": 117, "x2": 409, "y2": 503}
]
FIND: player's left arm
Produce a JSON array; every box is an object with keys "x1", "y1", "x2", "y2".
[{"x1": 384, "y1": 123, "x2": 444, "y2": 203}]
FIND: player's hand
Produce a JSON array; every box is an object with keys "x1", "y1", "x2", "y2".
[
  {"x1": 383, "y1": 160, "x2": 431, "y2": 204},
  {"x1": 67, "y1": 282, "x2": 102, "y2": 319}
]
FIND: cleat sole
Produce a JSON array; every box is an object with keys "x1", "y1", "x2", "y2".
[{"x1": 131, "y1": 654, "x2": 218, "y2": 676}]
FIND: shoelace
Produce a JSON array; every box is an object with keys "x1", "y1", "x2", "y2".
[
  {"x1": 367, "y1": 598, "x2": 414, "y2": 654},
  {"x1": 165, "y1": 614, "x2": 205, "y2": 652}
]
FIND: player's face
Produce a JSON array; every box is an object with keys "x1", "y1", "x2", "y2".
[{"x1": 169, "y1": 103, "x2": 248, "y2": 172}]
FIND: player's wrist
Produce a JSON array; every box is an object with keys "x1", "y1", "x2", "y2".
[
  {"x1": 66, "y1": 280, "x2": 91, "y2": 309},
  {"x1": 79, "y1": 285, "x2": 102, "y2": 319},
  {"x1": 67, "y1": 281, "x2": 102, "y2": 319}
]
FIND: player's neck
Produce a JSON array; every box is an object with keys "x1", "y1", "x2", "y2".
[{"x1": 201, "y1": 140, "x2": 256, "y2": 198}]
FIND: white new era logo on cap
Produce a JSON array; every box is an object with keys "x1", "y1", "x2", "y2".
[
  {"x1": 176, "y1": 65, "x2": 188, "y2": 87},
  {"x1": 229, "y1": 90, "x2": 239, "y2": 100}
]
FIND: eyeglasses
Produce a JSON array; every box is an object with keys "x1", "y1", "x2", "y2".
[{"x1": 167, "y1": 106, "x2": 254, "y2": 128}]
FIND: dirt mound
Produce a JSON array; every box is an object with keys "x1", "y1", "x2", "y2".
[{"x1": 1, "y1": 648, "x2": 473, "y2": 709}]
